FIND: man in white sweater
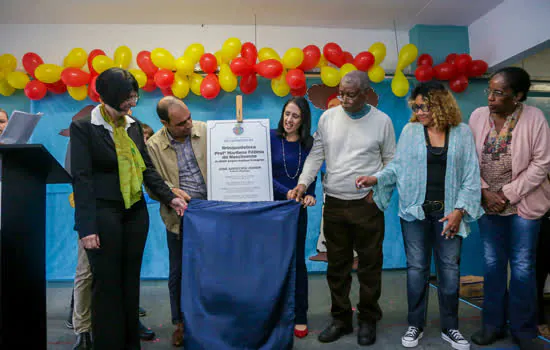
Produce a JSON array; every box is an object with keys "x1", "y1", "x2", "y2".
[{"x1": 290, "y1": 70, "x2": 396, "y2": 346}]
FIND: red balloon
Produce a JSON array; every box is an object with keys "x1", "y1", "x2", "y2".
[
  {"x1": 88, "y1": 49, "x2": 106, "y2": 76},
  {"x1": 415, "y1": 65, "x2": 434, "y2": 82},
  {"x1": 468, "y1": 60, "x2": 488, "y2": 77},
  {"x1": 61, "y1": 68, "x2": 91, "y2": 87},
  {"x1": 45, "y1": 80, "x2": 67, "y2": 94},
  {"x1": 142, "y1": 75, "x2": 157, "y2": 92},
  {"x1": 455, "y1": 54, "x2": 472, "y2": 74},
  {"x1": 160, "y1": 87, "x2": 174, "y2": 96},
  {"x1": 298, "y1": 45, "x2": 321, "y2": 71},
  {"x1": 417, "y1": 54, "x2": 433, "y2": 67},
  {"x1": 241, "y1": 42, "x2": 258, "y2": 66},
  {"x1": 323, "y1": 42, "x2": 345, "y2": 67},
  {"x1": 353, "y1": 52, "x2": 375, "y2": 72},
  {"x1": 254, "y1": 59, "x2": 283, "y2": 79},
  {"x1": 200, "y1": 73, "x2": 220, "y2": 99},
  {"x1": 449, "y1": 75, "x2": 469, "y2": 93},
  {"x1": 230, "y1": 57, "x2": 254, "y2": 76},
  {"x1": 290, "y1": 84, "x2": 307, "y2": 97},
  {"x1": 89, "y1": 75, "x2": 98, "y2": 96},
  {"x1": 240, "y1": 74, "x2": 258, "y2": 94},
  {"x1": 286, "y1": 69, "x2": 306, "y2": 90},
  {"x1": 445, "y1": 53, "x2": 458, "y2": 65},
  {"x1": 88, "y1": 84, "x2": 100, "y2": 103},
  {"x1": 137, "y1": 51, "x2": 159, "y2": 77},
  {"x1": 154, "y1": 69, "x2": 174, "y2": 89},
  {"x1": 343, "y1": 51, "x2": 354, "y2": 64},
  {"x1": 24, "y1": 80, "x2": 47, "y2": 100},
  {"x1": 199, "y1": 53, "x2": 218, "y2": 74},
  {"x1": 22, "y1": 52, "x2": 44, "y2": 78},
  {"x1": 434, "y1": 63, "x2": 457, "y2": 81}
]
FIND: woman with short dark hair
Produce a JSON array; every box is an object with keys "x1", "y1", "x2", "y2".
[
  {"x1": 469, "y1": 67, "x2": 550, "y2": 348},
  {"x1": 70, "y1": 67, "x2": 186, "y2": 349}
]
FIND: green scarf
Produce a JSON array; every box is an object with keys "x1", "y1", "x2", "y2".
[{"x1": 100, "y1": 105, "x2": 146, "y2": 209}]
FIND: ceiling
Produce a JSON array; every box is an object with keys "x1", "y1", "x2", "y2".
[{"x1": 0, "y1": 0, "x2": 504, "y2": 30}]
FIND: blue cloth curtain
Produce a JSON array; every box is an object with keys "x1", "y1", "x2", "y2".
[{"x1": 182, "y1": 199, "x2": 300, "y2": 350}]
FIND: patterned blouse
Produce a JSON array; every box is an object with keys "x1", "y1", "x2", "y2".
[{"x1": 480, "y1": 104, "x2": 522, "y2": 215}]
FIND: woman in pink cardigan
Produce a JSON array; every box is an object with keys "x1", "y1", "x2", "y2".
[{"x1": 469, "y1": 67, "x2": 550, "y2": 348}]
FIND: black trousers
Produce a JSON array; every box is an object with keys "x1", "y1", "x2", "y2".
[
  {"x1": 86, "y1": 199, "x2": 149, "y2": 350},
  {"x1": 295, "y1": 207, "x2": 309, "y2": 325},
  {"x1": 537, "y1": 217, "x2": 550, "y2": 325},
  {"x1": 167, "y1": 229, "x2": 184, "y2": 325},
  {"x1": 323, "y1": 195, "x2": 385, "y2": 326}
]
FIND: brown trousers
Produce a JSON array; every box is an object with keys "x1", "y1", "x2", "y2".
[{"x1": 323, "y1": 195, "x2": 385, "y2": 325}]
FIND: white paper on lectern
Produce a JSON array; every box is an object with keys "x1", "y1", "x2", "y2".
[
  {"x1": 0, "y1": 110, "x2": 43, "y2": 144},
  {"x1": 207, "y1": 119, "x2": 273, "y2": 202}
]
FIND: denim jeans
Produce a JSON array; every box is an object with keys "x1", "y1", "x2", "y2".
[
  {"x1": 400, "y1": 211, "x2": 463, "y2": 330},
  {"x1": 478, "y1": 214, "x2": 540, "y2": 340}
]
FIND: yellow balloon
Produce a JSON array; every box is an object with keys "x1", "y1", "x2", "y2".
[
  {"x1": 0, "y1": 79, "x2": 15, "y2": 96},
  {"x1": 0, "y1": 54, "x2": 17, "y2": 71},
  {"x1": 368, "y1": 65, "x2": 385, "y2": 83},
  {"x1": 214, "y1": 51, "x2": 230, "y2": 66},
  {"x1": 35, "y1": 64, "x2": 63, "y2": 84},
  {"x1": 258, "y1": 48, "x2": 281, "y2": 62},
  {"x1": 7, "y1": 71, "x2": 30, "y2": 89},
  {"x1": 321, "y1": 66, "x2": 341, "y2": 87},
  {"x1": 316, "y1": 54, "x2": 328, "y2": 68},
  {"x1": 67, "y1": 85, "x2": 88, "y2": 101},
  {"x1": 65, "y1": 48, "x2": 87, "y2": 68},
  {"x1": 172, "y1": 76, "x2": 190, "y2": 99},
  {"x1": 175, "y1": 56, "x2": 195, "y2": 77},
  {"x1": 368, "y1": 42, "x2": 386, "y2": 66},
  {"x1": 184, "y1": 43, "x2": 205, "y2": 64},
  {"x1": 396, "y1": 44, "x2": 418, "y2": 71},
  {"x1": 340, "y1": 63, "x2": 357, "y2": 79},
  {"x1": 189, "y1": 73, "x2": 203, "y2": 96},
  {"x1": 92, "y1": 55, "x2": 114, "y2": 74},
  {"x1": 151, "y1": 48, "x2": 175, "y2": 70},
  {"x1": 391, "y1": 70, "x2": 409, "y2": 97},
  {"x1": 271, "y1": 71, "x2": 290, "y2": 97},
  {"x1": 0, "y1": 70, "x2": 5, "y2": 80},
  {"x1": 282, "y1": 48, "x2": 304, "y2": 69},
  {"x1": 114, "y1": 46, "x2": 132, "y2": 69},
  {"x1": 221, "y1": 37, "x2": 242, "y2": 61},
  {"x1": 128, "y1": 69, "x2": 147, "y2": 88},
  {"x1": 218, "y1": 64, "x2": 237, "y2": 92}
]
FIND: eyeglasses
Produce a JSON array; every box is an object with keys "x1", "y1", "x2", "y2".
[
  {"x1": 484, "y1": 88, "x2": 512, "y2": 98},
  {"x1": 411, "y1": 104, "x2": 429, "y2": 113},
  {"x1": 124, "y1": 95, "x2": 139, "y2": 104},
  {"x1": 338, "y1": 91, "x2": 361, "y2": 101}
]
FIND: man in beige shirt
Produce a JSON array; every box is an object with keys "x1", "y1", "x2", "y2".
[{"x1": 146, "y1": 96, "x2": 207, "y2": 347}]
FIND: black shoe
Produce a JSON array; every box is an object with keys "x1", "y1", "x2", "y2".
[
  {"x1": 73, "y1": 332, "x2": 92, "y2": 350},
  {"x1": 139, "y1": 321, "x2": 156, "y2": 341},
  {"x1": 471, "y1": 328, "x2": 507, "y2": 346},
  {"x1": 138, "y1": 306, "x2": 147, "y2": 317},
  {"x1": 65, "y1": 310, "x2": 74, "y2": 330},
  {"x1": 358, "y1": 322, "x2": 376, "y2": 346},
  {"x1": 318, "y1": 322, "x2": 353, "y2": 343}
]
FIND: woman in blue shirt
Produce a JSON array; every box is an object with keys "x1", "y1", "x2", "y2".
[
  {"x1": 271, "y1": 96, "x2": 316, "y2": 338},
  {"x1": 357, "y1": 82, "x2": 483, "y2": 350}
]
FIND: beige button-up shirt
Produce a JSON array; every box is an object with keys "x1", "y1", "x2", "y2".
[{"x1": 146, "y1": 121, "x2": 207, "y2": 234}]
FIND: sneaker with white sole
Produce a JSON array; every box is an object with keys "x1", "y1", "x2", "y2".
[
  {"x1": 402, "y1": 326, "x2": 423, "y2": 347},
  {"x1": 442, "y1": 329, "x2": 470, "y2": 350}
]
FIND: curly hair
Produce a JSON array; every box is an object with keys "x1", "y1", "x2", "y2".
[{"x1": 409, "y1": 82, "x2": 462, "y2": 131}]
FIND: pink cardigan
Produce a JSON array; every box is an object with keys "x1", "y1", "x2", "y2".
[{"x1": 469, "y1": 105, "x2": 550, "y2": 220}]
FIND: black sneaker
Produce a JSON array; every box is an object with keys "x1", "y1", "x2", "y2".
[
  {"x1": 402, "y1": 326, "x2": 423, "y2": 347},
  {"x1": 442, "y1": 329, "x2": 470, "y2": 350}
]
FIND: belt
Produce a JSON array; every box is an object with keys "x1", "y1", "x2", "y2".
[{"x1": 422, "y1": 200, "x2": 444, "y2": 214}]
